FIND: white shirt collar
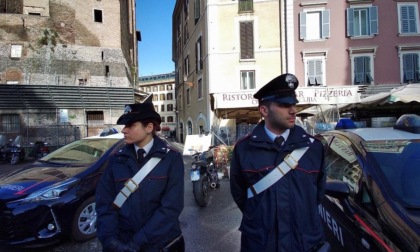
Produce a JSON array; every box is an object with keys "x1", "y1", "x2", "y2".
[
  {"x1": 264, "y1": 126, "x2": 290, "y2": 142},
  {"x1": 134, "y1": 138, "x2": 154, "y2": 156}
]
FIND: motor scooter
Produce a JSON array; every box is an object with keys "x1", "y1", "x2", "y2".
[
  {"x1": 0, "y1": 135, "x2": 26, "y2": 165},
  {"x1": 28, "y1": 141, "x2": 50, "y2": 159},
  {"x1": 190, "y1": 145, "x2": 220, "y2": 207},
  {"x1": 0, "y1": 135, "x2": 8, "y2": 163}
]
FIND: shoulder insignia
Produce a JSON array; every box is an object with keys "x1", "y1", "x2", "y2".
[
  {"x1": 235, "y1": 133, "x2": 252, "y2": 146},
  {"x1": 165, "y1": 145, "x2": 179, "y2": 153}
]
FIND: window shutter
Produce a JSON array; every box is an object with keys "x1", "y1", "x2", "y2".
[
  {"x1": 415, "y1": 54, "x2": 420, "y2": 82},
  {"x1": 354, "y1": 57, "x2": 365, "y2": 84},
  {"x1": 240, "y1": 22, "x2": 254, "y2": 59},
  {"x1": 199, "y1": 37, "x2": 203, "y2": 70},
  {"x1": 403, "y1": 54, "x2": 415, "y2": 82},
  {"x1": 195, "y1": 42, "x2": 198, "y2": 71},
  {"x1": 307, "y1": 60, "x2": 316, "y2": 85},
  {"x1": 408, "y1": 6, "x2": 417, "y2": 33},
  {"x1": 347, "y1": 8, "x2": 354, "y2": 37},
  {"x1": 369, "y1": 6, "x2": 378, "y2": 35},
  {"x1": 300, "y1": 11, "x2": 307, "y2": 40},
  {"x1": 315, "y1": 60, "x2": 323, "y2": 85},
  {"x1": 401, "y1": 6, "x2": 409, "y2": 33},
  {"x1": 399, "y1": 6, "x2": 417, "y2": 33},
  {"x1": 365, "y1": 57, "x2": 372, "y2": 83},
  {"x1": 196, "y1": 37, "x2": 202, "y2": 71},
  {"x1": 322, "y1": 10, "x2": 330, "y2": 38},
  {"x1": 240, "y1": 23, "x2": 246, "y2": 59}
]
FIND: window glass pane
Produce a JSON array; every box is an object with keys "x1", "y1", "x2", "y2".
[
  {"x1": 354, "y1": 56, "x2": 372, "y2": 85},
  {"x1": 198, "y1": 79, "x2": 203, "y2": 98},
  {"x1": 240, "y1": 71, "x2": 255, "y2": 89},
  {"x1": 1, "y1": 114, "x2": 20, "y2": 132},
  {"x1": 306, "y1": 11, "x2": 321, "y2": 40},
  {"x1": 353, "y1": 8, "x2": 369, "y2": 36},
  {"x1": 11, "y1": 45, "x2": 22, "y2": 58},
  {"x1": 239, "y1": 0, "x2": 253, "y2": 12},
  {"x1": 326, "y1": 137, "x2": 361, "y2": 193}
]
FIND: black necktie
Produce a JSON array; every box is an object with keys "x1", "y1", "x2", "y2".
[
  {"x1": 137, "y1": 149, "x2": 145, "y2": 164},
  {"x1": 274, "y1": 136, "x2": 285, "y2": 148}
]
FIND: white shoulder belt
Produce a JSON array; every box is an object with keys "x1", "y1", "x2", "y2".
[
  {"x1": 247, "y1": 138, "x2": 314, "y2": 198},
  {"x1": 113, "y1": 156, "x2": 163, "y2": 208}
]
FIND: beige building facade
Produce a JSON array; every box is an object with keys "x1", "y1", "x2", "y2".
[{"x1": 173, "y1": 0, "x2": 281, "y2": 144}]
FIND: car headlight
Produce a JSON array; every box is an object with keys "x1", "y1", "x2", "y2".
[{"x1": 18, "y1": 178, "x2": 79, "y2": 204}]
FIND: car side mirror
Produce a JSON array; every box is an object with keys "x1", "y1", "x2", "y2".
[
  {"x1": 325, "y1": 180, "x2": 350, "y2": 199},
  {"x1": 325, "y1": 180, "x2": 356, "y2": 216}
]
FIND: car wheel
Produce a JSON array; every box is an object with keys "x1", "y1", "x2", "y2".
[{"x1": 71, "y1": 196, "x2": 97, "y2": 241}]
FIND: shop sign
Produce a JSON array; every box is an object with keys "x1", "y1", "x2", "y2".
[
  {"x1": 212, "y1": 86, "x2": 361, "y2": 109},
  {"x1": 296, "y1": 86, "x2": 361, "y2": 104},
  {"x1": 213, "y1": 92, "x2": 258, "y2": 109}
]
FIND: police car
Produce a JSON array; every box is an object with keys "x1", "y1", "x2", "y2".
[
  {"x1": 0, "y1": 132, "x2": 125, "y2": 248},
  {"x1": 316, "y1": 114, "x2": 420, "y2": 252}
]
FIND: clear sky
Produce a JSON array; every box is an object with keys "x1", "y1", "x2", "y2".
[{"x1": 137, "y1": 0, "x2": 176, "y2": 77}]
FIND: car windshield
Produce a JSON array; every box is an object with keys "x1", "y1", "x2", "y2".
[
  {"x1": 363, "y1": 140, "x2": 420, "y2": 207},
  {"x1": 40, "y1": 138, "x2": 121, "y2": 164}
]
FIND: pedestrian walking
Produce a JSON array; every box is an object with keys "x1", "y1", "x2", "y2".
[
  {"x1": 96, "y1": 102, "x2": 185, "y2": 252},
  {"x1": 230, "y1": 73, "x2": 328, "y2": 251}
]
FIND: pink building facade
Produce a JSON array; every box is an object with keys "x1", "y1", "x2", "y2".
[{"x1": 290, "y1": 0, "x2": 420, "y2": 88}]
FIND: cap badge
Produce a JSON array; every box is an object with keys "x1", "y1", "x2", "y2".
[
  {"x1": 124, "y1": 105, "x2": 132, "y2": 115},
  {"x1": 285, "y1": 74, "x2": 297, "y2": 89}
]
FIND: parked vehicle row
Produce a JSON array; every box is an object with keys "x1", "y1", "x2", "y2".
[
  {"x1": 0, "y1": 136, "x2": 52, "y2": 166},
  {"x1": 0, "y1": 135, "x2": 26, "y2": 165}
]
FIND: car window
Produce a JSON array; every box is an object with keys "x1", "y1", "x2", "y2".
[
  {"x1": 325, "y1": 136, "x2": 362, "y2": 194},
  {"x1": 43, "y1": 138, "x2": 121, "y2": 163},
  {"x1": 364, "y1": 140, "x2": 420, "y2": 207},
  {"x1": 325, "y1": 136, "x2": 379, "y2": 217}
]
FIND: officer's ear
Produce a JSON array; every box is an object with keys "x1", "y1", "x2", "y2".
[{"x1": 258, "y1": 104, "x2": 269, "y2": 117}]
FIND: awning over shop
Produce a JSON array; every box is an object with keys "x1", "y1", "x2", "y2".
[
  {"x1": 341, "y1": 84, "x2": 420, "y2": 111},
  {"x1": 210, "y1": 86, "x2": 361, "y2": 121},
  {"x1": 161, "y1": 126, "x2": 171, "y2": 131},
  {"x1": 363, "y1": 84, "x2": 420, "y2": 104},
  {"x1": 0, "y1": 84, "x2": 135, "y2": 109}
]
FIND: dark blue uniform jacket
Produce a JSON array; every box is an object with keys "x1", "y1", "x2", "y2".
[
  {"x1": 96, "y1": 136, "x2": 184, "y2": 251},
  {"x1": 230, "y1": 121, "x2": 326, "y2": 251}
]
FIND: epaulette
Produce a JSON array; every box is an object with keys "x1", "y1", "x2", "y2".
[
  {"x1": 111, "y1": 144, "x2": 126, "y2": 156},
  {"x1": 165, "y1": 144, "x2": 179, "y2": 153},
  {"x1": 234, "y1": 133, "x2": 252, "y2": 146}
]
